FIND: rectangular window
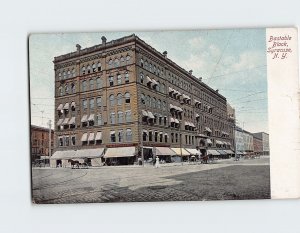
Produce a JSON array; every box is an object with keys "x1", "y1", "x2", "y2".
[
  {"x1": 149, "y1": 131, "x2": 153, "y2": 141},
  {"x1": 159, "y1": 133, "x2": 163, "y2": 142},
  {"x1": 109, "y1": 76, "x2": 114, "y2": 86},
  {"x1": 96, "y1": 114, "x2": 102, "y2": 126},
  {"x1": 110, "y1": 131, "x2": 116, "y2": 142},
  {"x1": 71, "y1": 136, "x2": 76, "y2": 146},
  {"x1": 110, "y1": 113, "x2": 115, "y2": 124},
  {"x1": 118, "y1": 130, "x2": 123, "y2": 142},
  {"x1": 82, "y1": 99, "x2": 87, "y2": 109},
  {"x1": 97, "y1": 97, "x2": 102, "y2": 107},
  {"x1": 126, "y1": 129, "x2": 132, "y2": 141},
  {"x1": 125, "y1": 110, "x2": 131, "y2": 122},
  {"x1": 65, "y1": 136, "x2": 70, "y2": 146},
  {"x1": 164, "y1": 134, "x2": 168, "y2": 143},
  {"x1": 171, "y1": 133, "x2": 174, "y2": 143},
  {"x1": 58, "y1": 137, "x2": 63, "y2": 147},
  {"x1": 89, "y1": 98, "x2": 94, "y2": 109}
]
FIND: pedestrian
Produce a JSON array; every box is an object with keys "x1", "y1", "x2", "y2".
[{"x1": 155, "y1": 156, "x2": 159, "y2": 168}]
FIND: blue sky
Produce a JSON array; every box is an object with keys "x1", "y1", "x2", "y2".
[{"x1": 29, "y1": 29, "x2": 268, "y2": 133}]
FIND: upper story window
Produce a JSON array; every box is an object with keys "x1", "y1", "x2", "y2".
[
  {"x1": 162, "y1": 101, "x2": 166, "y2": 111},
  {"x1": 141, "y1": 93, "x2": 145, "y2": 104},
  {"x1": 82, "y1": 99, "x2": 87, "y2": 109},
  {"x1": 146, "y1": 95, "x2": 151, "y2": 107},
  {"x1": 126, "y1": 129, "x2": 132, "y2": 141},
  {"x1": 117, "y1": 74, "x2": 122, "y2": 85},
  {"x1": 120, "y1": 56, "x2": 125, "y2": 65},
  {"x1": 96, "y1": 77, "x2": 102, "y2": 89},
  {"x1": 161, "y1": 83, "x2": 165, "y2": 94},
  {"x1": 145, "y1": 61, "x2": 148, "y2": 69},
  {"x1": 89, "y1": 79, "x2": 94, "y2": 90},
  {"x1": 109, "y1": 76, "x2": 114, "y2": 86},
  {"x1": 152, "y1": 97, "x2": 156, "y2": 108},
  {"x1": 140, "y1": 58, "x2": 144, "y2": 67},
  {"x1": 108, "y1": 59, "x2": 113, "y2": 69},
  {"x1": 59, "y1": 86, "x2": 63, "y2": 96},
  {"x1": 97, "y1": 62, "x2": 102, "y2": 72},
  {"x1": 118, "y1": 130, "x2": 123, "y2": 142},
  {"x1": 126, "y1": 55, "x2": 131, "y2": 62},
  {"x1": 125, "y1": 110, "x2": 131, "y2": 122},
  {"x1": 65, "y1": 84, "x2": 69, "y2": 95},
  {"x1": 117, "y1": 111, "x2": 123, "y2": 124},
  {"x1": 117, "y1": 93, "x2": 123, "y2": 105},
  {"x1": 156, "y1": 81, "x2": 160, "y2": 92},
  {"x1": 58, "y1": 72, "x2": 62, "y2": 80},
  {"x1": 140, "y1": 72, "x2": 144, "y2": 84},
  {"x1": 72, "y1": 69, "x2": 76, "y2": 77},
  {"x1": 110, "y1": 130, "x2": 116, "y2": 142},
  {"x1": 87, "y1": 65, "x2": 91, "y2": 74},
  {"x1": 96, "y1": 97, "x2": 102, "y2": 107},
  {"x1": 149, "y1": 63, "x2": 152, "y2": 72},
  {"x1": 157, "y1": 99, "x2": 161, "y2": 109},
  {"x1": 63, "y1": 71, "x2": 66, "y2": 79},
  {"x1": 82, "y1": 80, "x2": 87, "y2": 92},
  {"x1": 89, "y1": 98, "x2": 94, "y2": 109},
  {"x1": 125, "y1": 92, "x2": 130, "y2": 104},
  {"x1": 109, "y1": 94, "x2": 115, "y2": 106},
  {"x1": 82, "y1": 66, "x2": 86, "y2": 75},
  {"x1": 92, "y1": 64, "x2": 96, "y2": 72},
  {"x1": 71, "y1": 83, "x2": 76, "y2": 94},
  {"x1": 110, "y1": 112, "x2": 115, "y2": 124},
  {"x1": 114, "y1": 58, "x2": 120, "y2": 67},
  {"x1": 67, "y1": 70, "x2": 71, "y2": 78},
  {"x1": 125, "y1": 72, "x2": 129, "y2": 84}
]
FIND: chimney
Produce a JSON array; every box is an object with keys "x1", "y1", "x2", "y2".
[
  {"x1": 76, "y1": 44, "x2": 81, "y2": 52},
  {"x1": 101, "y1": 36, "x2": 107, "y2": 45},
  {"x1": 163, "y1": 51, "x2": 168, "y2": 58},
  {"x1": 189, "y1": 70, "x2": 193, "y2": 75},
  {"x1": 216, "y1": 89, "x2": 219, "y2": 93}
]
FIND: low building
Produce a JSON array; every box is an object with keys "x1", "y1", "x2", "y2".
[
  {"x1": 253, "y1": 132, "x2": 269, "y2": 155},
  {"x1": 31, "y1": 125, "x2": 54, "y2": 163}
]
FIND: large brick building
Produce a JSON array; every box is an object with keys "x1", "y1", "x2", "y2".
[
  {"x1": 253, "y1": 132, "x2": 269, "y2": 155},
  {"x1": 31, "y1": 125, "x2": 54, "y2": 162},
  {"x1": 51, "y1": 34, "x2": 234, "y2": 167}
]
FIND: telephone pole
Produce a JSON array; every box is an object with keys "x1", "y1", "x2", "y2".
[{"x1": 48, "y1": 120, "x2": 52, "y2": 160}]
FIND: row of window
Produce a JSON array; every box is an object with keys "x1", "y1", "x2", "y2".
[{"x1": 108, "y1": 55, "x2": 131, "y2": 69}]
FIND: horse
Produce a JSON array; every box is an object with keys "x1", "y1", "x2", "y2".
[
  {"x1": 68, "y1": 159, "x2": 79, "y2": 169},
  {"x1": 200, "y1": 155, "x2": 209, "y2": 164}
]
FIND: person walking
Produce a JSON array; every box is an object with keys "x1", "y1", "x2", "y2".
[{"x1": 155, "y1": 156, "x2": 159, "y2": 168}]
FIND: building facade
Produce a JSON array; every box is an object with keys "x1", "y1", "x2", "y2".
[
  {"x1": 234, "y1": 127, "x2": 254, "y2": 154},
  {"x1": 52, "y1": 34, "x2": 234, "y2": 166},
  {"x1": 253, "y1": 135, "x2": 263, "y2": 155},
  {"x1": 253, "y1": 132, "x2": 269, "y2": 155},
  {"x1": 31, "y1": 125, "x2": 54, "y2": 162}
]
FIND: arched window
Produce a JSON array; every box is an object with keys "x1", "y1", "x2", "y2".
[
  {"x1": 72, "y1": 69, "x2": 76, "y2": 77},
  {"x1": 97, "y1": 62, "x2": 101, "y2": 71},
  {"x1": 149, "y1": 63, "x2": 152, "y2": 72},
  {"x1": 145, "y1": 61, "x2": 148, "y2": 69},
  {"x1": 114, "y1": 58, "x2": 120, "y2": 67},
  {"x1": 126, "y1": 54, "x2": 130, "y2": 62},
  {"x1": 125, "y1": 110, "x2": 131, "y2": 122},
  {"x1": 92, "y1": 63, "x2": 96, "y2": 72},
  {"x1": 87, "y1": 65, "x2": 91, "y2": 74},
  {"x1": 65, "y1": 84, "x2": 69, "y2": 94},
  {"x1": 152, "y1": 97, "x2": 156, "y2": 108},
  {"x1": 156, "y1": 81, "x2": 160, "y2": 92},
  {"x1": 162, "y1": 101, "x2": 166, "y2": 111},
  {"x1": 140, "y1": 72, "x2": 144, "y2": 84},
  {"x1": 71, "y1": 83, "x2": 76, "y2": 93},
  {"x1": 117, "y1": 74, "x2": 122, "y2": 85},
  {"x1": 125, "y1": 92, "x2": 130, "y2": 104},
  {"x1": 117, "y1": 93, "x2": 123, "y2": 105},
  {"x1": 146, "y1": 95, "x2": 151, "y2": 107},
  {"x1": 67, "y1": 70, "x2": 71, "y2": 78},
  {"x1": 108, "y1": 59, "x2": 113, "y2": 68},
  {"x1": 161, "y1": 83, "x2": 165, "y2": 93},
  {"x1": 89, "y1": 98, "x2": 94, "y2": 109},
  {"x1": 126, "y1": 129, "x2": 132, "y2": 141},
  {"x1": 153, "y1": 65, "x2": 156, "y2": 74},
  {"x1": 59, "y1": 86, "x2": 63, "y2": 96},
  {"x1": 58, "y1": 72, "x2": 62, "y2": 80},
  {"x1": 120, "y1": 56, "x2": 125, "y2": 64},
  {"x1": 110, "y1": 112, "x2": 115, "y2": 124},
  {"x1": 63, "y1": 71, "x2": 66, "y2": 79},
  {"x1": 89, "y1": 79, "x2": 94, "y2": 90},
  {"x1": 82, "y1": 66, "x2": 86, "y2": 75},
  {"x1": 109, "y1": 94, "x2": 115, "y2": 106},
  {"x1": 157, "y1": 99, "x2": 161, "y2": 109},
  {"x1": 96, "y1": 77, "x2": 102, "y2": 89},
  {"x1": 125, "y1": 72, "x2": 129, "y2": 84},
  {"x1": 141, "y1": 93, "x2": 145, "y2": 104},
  {"x1": 140, "y1": 58, "x2": 144, "y2": 67},
  {"x1": 96, "y1": 97, "x2": 102, "y2": 107},
  {"x1": 82, "y1": 80, "x2": 87, "y2": 92},
  {"x1": 109, "y1": 76, "x2": 114, "y2": 86},
  {"x1": 117, "y1": 111, "x2": 123, "y2": 124}
]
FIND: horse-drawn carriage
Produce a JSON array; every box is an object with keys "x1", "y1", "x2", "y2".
[{"x1": 68, "y1": 158, "x2": 89, "y2": 169}]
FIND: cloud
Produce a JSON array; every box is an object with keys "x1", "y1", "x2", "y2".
[{"x1": 188, "y1": 36, "x2": 206, "y2": 50}]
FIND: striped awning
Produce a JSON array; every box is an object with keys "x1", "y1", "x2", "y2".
[
  {"x1": 171, "y1": 148, "x2": 190, "y2": 156},
  {"x1": 104, "y1": 147, "x2": 136, "y2": 158},
  {"x1": 168, "y1": 87, "x2": 174, "y2": 93},
  {"x1": 81, "y1": 115, "x2": 88, "y2": 123},
  {"x1": 142, "y1": 110, "x2": 149, "y2": 117},
  {"x1": 146, "y1": 76, "x2": 152, "y2": 83},
  {"x1": 57, "y1": 104, "x2": 63, "y2": 111},
  {"x1": 95, "y1": 132, "x2": 102, "y2": 140},
  {"x1": 88, "y1": 133, "x2": 95, "y2": 141},
  {"x1": 155, "y1": 147, "x2": 176, "y2": 156},
  {"x1": 147, "y1": 111, "x2": 155, "y2": 119},
  {"x1": 68, "y1": 117, "x2": 76, "y2": 125},
  {"x1": 81, "y1": 133, "x2": 88, "y2": 142},
  {"x1": 56, "y1": 118, "x2": 63, "y2": 126},
  {"x1": 62, "y1": 118, "x2": 69, "y2": 125},
  {"x1": 63, "y1": 103, "x2": 69, "y2": 110},
  {"x1": 174, "y1": 119, "x2": 179, "y2": 124}
]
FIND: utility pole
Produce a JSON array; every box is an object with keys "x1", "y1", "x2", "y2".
[
  {"x1": 48, "y1": 120, "x2": 52, "y2": 166},
  {"x1": 233, "y1": 119, "x2": 238, "y2": 161}
]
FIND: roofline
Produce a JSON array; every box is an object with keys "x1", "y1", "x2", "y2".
[{"x1": 31, "y1": 124, "x2": 54, "y2": 132}]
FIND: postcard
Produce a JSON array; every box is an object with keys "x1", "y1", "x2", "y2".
[{"x1": 29, "y1": 27, "x2": 300, "y2": 204}]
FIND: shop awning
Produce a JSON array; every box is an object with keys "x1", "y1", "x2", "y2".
[
  {"x1": 225, "y1": 150, "x2": 234, "y2": 154},
  {"x1": 143, "y1": 130, "x2": 148, "y2": 135},
  {"x1": 207, "y1": 150, "x2": 220, "y2": 156},
  {"x1": 155, "y1": 147, "x2": 177, "y2": 156},
  {"x1": 56, "y1": 118, "x2": 63, "y2": 126},
  {"x1": 169, "y1": 104, "x2": 175, "y2": 109},
  {"x1": 171, "y1": 148, "x2": 190, "y2": 156},
  {"x1": 206, "y1": 139, "x2": 212, "y2": 144},
  {"x1": 75, "y1": 148, "x2": 105, "y2": 158},
  {"x1": 63, "y1": 103, "x2": 69, "y2": 110},
  {"x1": 217, "y1": 150, "x2": 227, "y2": 155},
  {"x1": 182, "y1": 94, "x2": 188, "y2": 99},
  {"x1": 50, "y1": 150, "x2": 77, "y2": 159},
  {"x1": 195, "y1": 114, "x2": 200, "y2": 118},
  {"x1": 104, "y1": 147, "x2": 136, "y2": 158},
  {"x1": 152, "y1": 79, "x2": 158, "y2": 86},
  {"x1": 216, "y1": 140, "x2": 223, "y2": 145},
  {"x1": 57, "y1": 104, "x2": 63, "y2": 111},
  {"x1": 185, "y1": 148, "x2": 200, "y2": 155},
  {"x1": 88, "y1": 114, "x2": 95, "y2": 121},
  {"x1": 146, "y1": 76, "x2": 152, "y2": 83},
  {"x1": 81, "y1": 115, "x2": 88, "y2": 123},
  {"x1": 176, "y1": 106, "x2": 183, "y2": 112},
  {"x1": 88, "y1": 132, "x2": 95, "y2": 141},
  {"x1": 68, "y1": 117, "x2": 76, "y2": 125},
  {"x1": 62, "y1": 118, "x2": 69, "y2": 125},
  {"x1": 174, "y1": 119, "x2": 179, "y2": 124},
  {"x1": 95, "y1": 132, "x2": 102, "y2": 141},
  {"x1": 204, "y1": 127, "x2": 212, "y2": 133},
  {"x1": 168, "y1": 87, "x2": 174, "y2": 93},
  {"x1": 81, "y1": 133, "x2": 88, "y2": 142},
  {"x1": 71, "y1": 101, "x2": 76, "y2": 108},
  {"x1": 142, "y1": 110, "x2": 149, "y2": 117},
  {"x1": 170, "y1": 117, "x2": 175, "y2": 123},
  {"x1": 147, "y1": 111, "x2": 155, "y2": 119}
]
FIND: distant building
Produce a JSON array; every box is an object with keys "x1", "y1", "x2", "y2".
[
  {"x1": 253, "y1": 135, "x2": 263, "y2": 155},
  {"x1": 31, "y1": 125, "x2": 54, "y2": 162},
  {"x1": 253, "y1": 132, "x2": 269, "y2": 155},
  {"x1": 234, "y1": 126, "x2": 254, "y2": 154}
]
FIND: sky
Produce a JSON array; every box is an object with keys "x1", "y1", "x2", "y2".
[{"x1": 29, "y1": 29, "x2": 268, "y2": 133}]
